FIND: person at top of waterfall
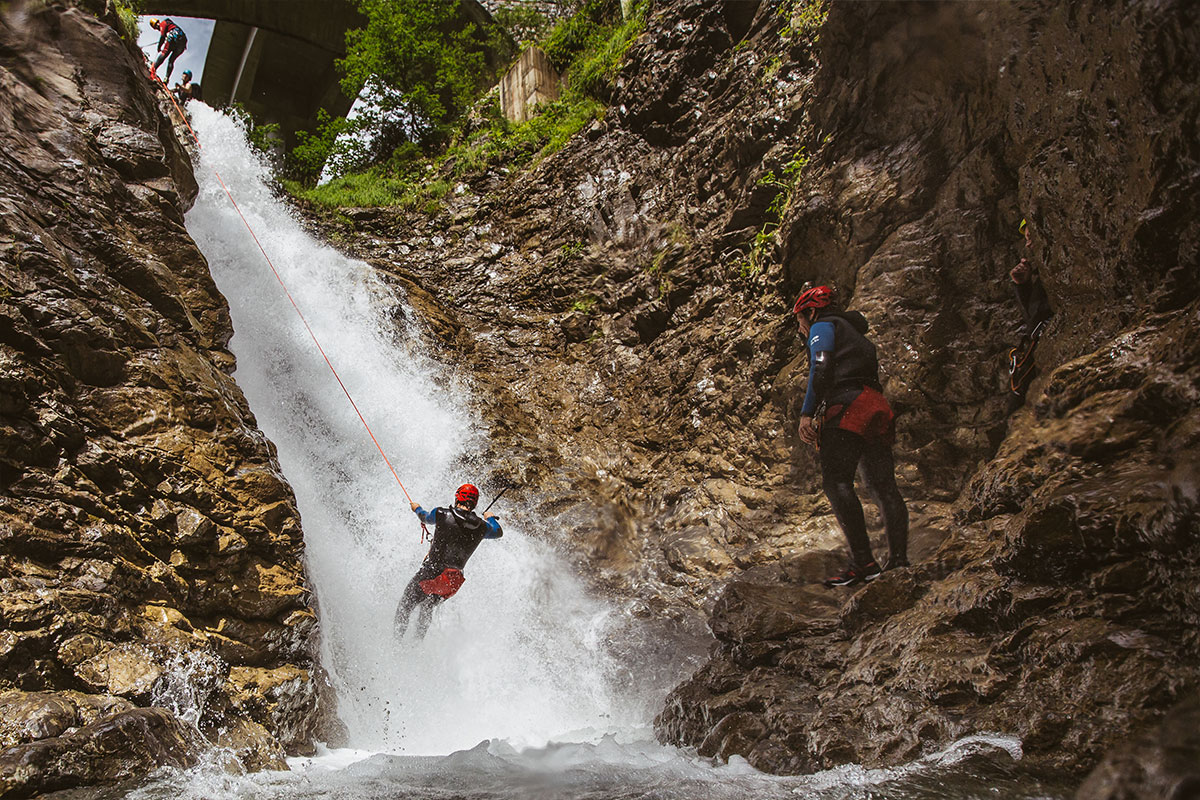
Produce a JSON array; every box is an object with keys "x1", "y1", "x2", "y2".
[
  {"x1": 148, "y1": 18, "x2": 187, "y2": 82},
  {"x1": 793, "y1": 284, "x2": 909, "y2": 587},
  {"x1": 1006, "y1": 217, "x2": 1054, "y2": 413},
  {"x1": 172, "y1": 70, "x2": 201, "y2": 105},
  {"x1": 394, "y1": 484, "x2": 503, "y2": 640}
]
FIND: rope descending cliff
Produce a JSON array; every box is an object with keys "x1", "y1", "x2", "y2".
[{"x1": 147, "y1": 72, "x2": 431, "y2": 542}]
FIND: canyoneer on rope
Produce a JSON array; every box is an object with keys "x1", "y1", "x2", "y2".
[
  {"x1": 148, "y1": 18, "x2": 187, "y2": 82},
  {"x1": 144, "y1": 53, "x2": 457, "y2": 644},
  {"x1": 395, "y1": 484, "x2": 503, "y2": 639}
]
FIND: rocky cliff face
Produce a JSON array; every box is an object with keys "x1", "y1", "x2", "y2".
[
  {"x1": 309, "y1": 0, "x2": 1199, "y2": 793},
  {"x1": 0, "y1": 3, "x2": 333, "y2": 795}
]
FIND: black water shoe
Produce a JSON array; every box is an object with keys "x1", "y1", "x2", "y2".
[{"x1": 823, "y1": 560, "x2": 881, "y2": 587}]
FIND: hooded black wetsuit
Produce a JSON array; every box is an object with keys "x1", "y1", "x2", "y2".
[
  {"x1": 801, "y1": 310, "x2": 908, "y2": 569},
  {"x1": 394, "y1": 506, "x2": 502, "y2": 638}
]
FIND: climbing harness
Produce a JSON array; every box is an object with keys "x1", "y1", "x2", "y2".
[
  {"x1": 1008, "y1": 318, "x2": 1048, "y2": 395},
  {"x1": 145, "y1": 68, "x2": 430, "y2": 543},
  {"x1": 418, "y1": 568, "x2": 466, "y2": 598}
]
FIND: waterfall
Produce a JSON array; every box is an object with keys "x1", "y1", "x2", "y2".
[{"x1": 183, "y1": 105, "x2": 651, "y2": 755}]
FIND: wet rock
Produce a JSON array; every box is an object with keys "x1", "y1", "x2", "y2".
[
  {"x1": 0, "y1": 690, "x2": 136, "y2": 750},
  {"x1": 1076, "y1": 692, "x2": 1200, "y2": 800},
  {"x1": 0, "y1": 707, "x2": 204, "y2": 799},
  {"x1": 73, "y1": 643, "x2": 162, "y2": 699},
  {"x1": 0, "y1": 1, "x2": 330, "y2": 789},
  {"x1": 95, "y1": 122, "x2": 170, "y2": 181},
  {"x1": 214, "y1": 716, "x2": 288, "y2": 772},
  {"x1": 0, "y1": 692, "x2": 78, "y2": 749},
  {"x1": 225, "y1": 666, "x2": 321, "y2": 755},
  {"x1": 710, "y1": 581, "x2": 839, "y2": 643}
]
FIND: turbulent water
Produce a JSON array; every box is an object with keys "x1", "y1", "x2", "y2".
[{"x1": 83, "y1": 105, "x2": 1073, "y2": 800}]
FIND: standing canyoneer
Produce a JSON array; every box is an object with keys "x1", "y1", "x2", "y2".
[{"x1": 793, "y1": 285, "x2": 909, "y2": 587}]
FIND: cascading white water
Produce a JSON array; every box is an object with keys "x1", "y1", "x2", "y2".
[{"x1": 183, "y1": 104, "x2": 654, "y2": 754}]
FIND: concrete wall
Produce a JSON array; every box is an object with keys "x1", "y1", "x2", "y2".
[{"x1": 498, "y1": 46, "x2": 561, "y2": 124}]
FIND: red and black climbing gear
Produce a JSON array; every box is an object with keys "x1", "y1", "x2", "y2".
[{"x1": 418, "y1": 568, "x2": 466, "y2": 599}]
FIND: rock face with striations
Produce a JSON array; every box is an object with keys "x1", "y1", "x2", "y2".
[
  {"x1": 0, "y1": 1, "x2": 335, "y2": 795},
  {"x1": 306, "y1": 0, "x2": 1199, "y2": 790}
]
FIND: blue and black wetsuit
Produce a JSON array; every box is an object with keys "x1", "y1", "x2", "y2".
[
  {"x1": 394, "y1": 506, "x2": 502, "y2": 639},
  {"x1": 802, "y1": 310, "x2": 908, "y2": 570}
]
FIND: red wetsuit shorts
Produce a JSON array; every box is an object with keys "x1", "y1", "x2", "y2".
[
  {"x1": 419, "y1": 568, "x2": 466, "y2": 598},
  {"x1": 825, "y1": 385, "x2": 895, "y2": 443}
]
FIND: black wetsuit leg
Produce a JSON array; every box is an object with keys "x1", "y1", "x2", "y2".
[
  {"x1": 165, "y1": 41, "x2": 184, "y2": 80},
  {"x1": 394, "y1": 564, "x2": 439, "y2": 637},
  {"x1": 819, "y1": 427, "x2": 875, "y2": 567},
  {"x1": 858, "y1": 438, "x2": 909, "y2": 565},
  {"x1": 413, "y1": 595, "x2": 444, "y2": 639}
]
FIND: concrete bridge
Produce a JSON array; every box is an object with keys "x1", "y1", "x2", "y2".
[{"x1": 140, "y1": 0, "x2": 510, "y2": 150}]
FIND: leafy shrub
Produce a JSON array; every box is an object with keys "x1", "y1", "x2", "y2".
[
  {"x1": 339, "y1": 0, "x2": 504, "y2": 150},
  {"x1": 114, "y1": 0, "x2": 140, "y2": 40},
  {"x1": 288, "y1": 109, "x2": 359, "y2": 185},
  {"x1": 493, "y1": 3, "x2": 554, "y2": 45},
  {"x1": 541, "y1": 1, "x2": 607, "y2": 72}
]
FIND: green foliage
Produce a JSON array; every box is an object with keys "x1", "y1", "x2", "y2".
[
  {"x1": 540, "y1": 0, "x2": 647, "y2": 99},
  {"x1": 288, "y1": 109, "x2": 358, "y2": 185},
  {"x1": 570, "y1": 295, "x2": 598, "y2": 313},
  {"x1": 114, "y1": 0, "x2": 141, "y2": 40},
  {"x1": 541, "y1": 2, "x2": 606, "y2": 72},
  {"x1": 761, "y1": 55, "x2": 782, "y2": 83},
  {"x1": 560, "y1": 241, "x2": 586, "y2": 260},
  {"x1": 493, "y1": 3, "x2": 553, "y2": 45},
  {"x1": 779, "y1": 0, "x2": 828, "y2": 41},
  {"x1": 742, "y1": 149, "x2": 810, "y2": 276},
  {"x1": 286, "y1": 170, "x2": 413, "y2": 210},
  {"x1": 440, "y1": 95, "x2": 604, "y2": 175},
  {"x1": 431, "y1": 0, "x2": 643, "y2": 175},
  {"x1": 567, "y1": 2, "x2": 648, "y2": 99},
  {"x1": 339, "y1": 0, "x2": 500, "y2": 150},
  {"x1": 285, "y1": 159, "x2": 463, "y2": 210},
  {"x1": 284, "y1": 0, "x2": 645, "y2": 209}
]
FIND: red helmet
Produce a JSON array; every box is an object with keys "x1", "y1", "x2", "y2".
[
  {"x1": 455, "y1": 484, "x2": 479, "y2": 508},
  {"x1": 792, "y1": 285, "x2": 835, "y2": 315}
]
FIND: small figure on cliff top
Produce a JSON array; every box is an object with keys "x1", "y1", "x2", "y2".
[
  {"x1": 1006, "y1": 218, "x2": 1054, "y2": 413},
  {"x1": 793, "y1": 285, "x2": 909, "y2": 587},
  {"x1": 148, "y1": 18, "x2": 187, "y2": 83},
  {"x1": 395, "y1": 484, "x2": 503, "y2": 640}
]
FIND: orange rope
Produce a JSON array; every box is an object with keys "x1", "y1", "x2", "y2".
[
  {"x1": 146, "y1": 67, "x2": 426, "y2": 532},
  {"x1": 211, "y1": 171, "x2": 415, "y2": 507}
]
